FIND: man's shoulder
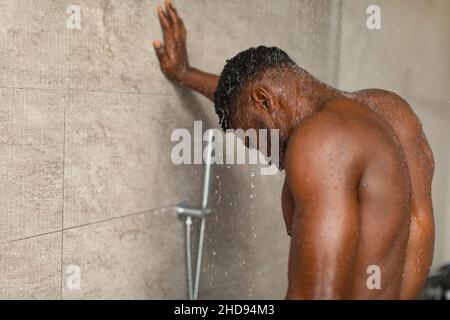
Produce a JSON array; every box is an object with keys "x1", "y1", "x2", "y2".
[
  {"x1": 353, "y1": 88, "x2": 424, "y2": 136},
  {"x1": 289, "y1": 97, "x2": 369, "y2": 148},
  {"x1": 285, "y1": 97, "x2": 382, "y2": 174},
  {"x1": 285, "y1": 99, "x2": 369, "y2": 186},
  {"x1": 353, "y1": 88, "x2": 409, "y2": 105}
]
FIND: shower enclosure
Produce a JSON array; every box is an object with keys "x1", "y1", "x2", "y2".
[{"x1": 0, "y1": 0, "x2": 448, "y2": 300}]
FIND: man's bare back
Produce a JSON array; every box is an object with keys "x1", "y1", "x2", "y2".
[{"x1": 282, "y1": 90, "x2": 434, "y2": 299}]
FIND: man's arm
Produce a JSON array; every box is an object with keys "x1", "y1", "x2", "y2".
[
  {"x1": 177, "y1": 68, "x2": 219, "y2": 101},
  {"x1": 153, "y1": 0, "x2": 219, "y2": 101},
  {"x1": 284, "y1": 116, "x2": 363, "y2": 299}
]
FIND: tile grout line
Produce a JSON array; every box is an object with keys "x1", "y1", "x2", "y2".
[
  {"x1": 62, "y1": 205, "x2": 177, "y2": 232},
  {"x1": 60, "y1": 1, "x2": 68, "y2": 299},
  {"x1": 0, "y1": 229, "x2": 62, "y2": 245},
  {"x1": 0, "y1": 85, "x2": 176, "y2": 97},
  {"x1": 0, "y1": 205, "x2": 177, "y2": 246}
]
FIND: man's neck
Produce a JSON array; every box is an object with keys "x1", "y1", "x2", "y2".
[
  {"x1": 286, "y1": 74, "x2": 343, "y2": 137},
  {"x1": 279, "y1": 74, "x2": 344, "y2": 167}
]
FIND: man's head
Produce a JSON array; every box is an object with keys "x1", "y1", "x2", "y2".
[{"x1": 214, "y1": 46, "x2": 302, "y2": 142}]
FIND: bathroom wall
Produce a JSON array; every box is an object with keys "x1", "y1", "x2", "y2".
[
  {"x1": 336, "y1": 0, "x2": 450, "y2": 272},
  {"x1": 0, "y1": 0, "x2": 338, "y2": 299},
  {"x1": 2, "y1": 0, "x2": 448, "y2": 300}
]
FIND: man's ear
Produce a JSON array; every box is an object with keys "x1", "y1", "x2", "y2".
[{"x1": 251, "y1": 86, "x2": 273, "y2": 113}]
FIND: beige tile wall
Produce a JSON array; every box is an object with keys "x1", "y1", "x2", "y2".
[
  {"x1": 4, "y1": 0, "x2": 447, "y2": 299},
  {"x1": 0, "y1": 233, "x2": 61, "y2": 299}
]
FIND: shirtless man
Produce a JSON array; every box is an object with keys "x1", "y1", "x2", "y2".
[{"x1": 153, "y1": 0, "x2": 435, "y2": 299}]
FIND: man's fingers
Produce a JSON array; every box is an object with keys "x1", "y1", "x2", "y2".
[
  {"x1": 165, "y1": 0, "x2": 179, "y2": 31},
  {"x1": 157, "y1": 5, "x2": 175, "y2": 51},
  {"x1": 169, "y1": 1, "x2": 182, "y2": 22},
  {"x1": 166, "y1": 0, "x2": 182, "y2": 41},
  {"x1": 158, "y1": 6, "x2": 170, "y2": 32},
  {"x1": 165, "y1": 0, "x2": 186, "y2": 42},
  {"x1": 172, "y1": 3, "x2": 187, "y2": 40}
]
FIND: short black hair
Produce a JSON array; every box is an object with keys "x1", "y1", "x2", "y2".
[{"x1": 213, "y1": 46, "x2": 297, "y2": 131}]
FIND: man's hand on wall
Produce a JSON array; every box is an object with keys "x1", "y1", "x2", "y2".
[{"x1": 153, "y1": 0, "x2": 191, "y2": 84}]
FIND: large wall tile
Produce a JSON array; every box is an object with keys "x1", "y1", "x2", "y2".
[
  {"x1": 62, "y1": 207, "x2": 186, "y2": 299},
  {"x1": 63, "y1": 91, "x2": 205, "y2": 228},
  {"x1": 0, "y1": 232, "x2": 61, "y2": 299},
  {"x1": 0, "y1": 0, "x2": 68, "y2": 89},
  {"x1": 0, "y1": 88, "x2": 64, "y2": 243}
]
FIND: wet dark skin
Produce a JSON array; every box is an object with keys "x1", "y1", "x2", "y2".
[{"x1": 153, "y1": 0, "x2": 435, "y2": 299}]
